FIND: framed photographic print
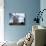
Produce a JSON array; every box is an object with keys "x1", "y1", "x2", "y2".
[{"x1": 9, "y1": 13, "x2": 25, "y2": 25}]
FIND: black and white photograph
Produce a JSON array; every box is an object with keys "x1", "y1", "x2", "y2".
[{"x1": 9, "y1": 13, "x2": 25, "y2": 25}]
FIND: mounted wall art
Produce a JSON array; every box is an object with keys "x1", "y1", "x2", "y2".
[{"x1": 9, "y1": 13, "x2": 25, "y2": 25}]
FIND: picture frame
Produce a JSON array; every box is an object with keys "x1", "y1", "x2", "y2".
[{"x1": 9, "y1": 13, "x2": 25, "y2": 25}]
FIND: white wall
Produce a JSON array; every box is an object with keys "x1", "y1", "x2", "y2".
[
  {"x1": 40, "y1": 0, "x2": 46, "y2": 27},
  {"x1": 0, "y1": 0, "x2": 4, "y2": 42}
]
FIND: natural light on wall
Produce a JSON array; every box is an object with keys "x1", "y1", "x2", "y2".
[{"x1": 0, "y1": 0, "x2": 4, "y2": 42}]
